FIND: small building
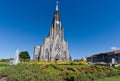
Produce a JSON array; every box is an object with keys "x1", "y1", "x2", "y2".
[{"x1": 87, "y1": 50, "x2": 120, "y2": 63}]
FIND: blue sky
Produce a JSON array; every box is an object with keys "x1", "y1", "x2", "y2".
[{"x1": 0, "y1": 0, "x2": 120, "y2": 59}]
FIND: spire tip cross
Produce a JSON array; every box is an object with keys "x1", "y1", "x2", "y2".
[
  {"x1": 56, "y1": 0, "x2": 59, "y2": 4},
  {"x1": 56, "y1": 0, "x2": 59, "y2": 11}
]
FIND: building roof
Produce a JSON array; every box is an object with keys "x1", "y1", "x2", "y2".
[{"x1": 88, "y1": 50, "x2": 120, "y2": 58}]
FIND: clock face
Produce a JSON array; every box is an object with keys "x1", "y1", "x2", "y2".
[{"x1": 56, "y1": 21, "x2": 60, "y2": 24}]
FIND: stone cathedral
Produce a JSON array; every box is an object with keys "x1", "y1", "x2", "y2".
[{"x1": 33, "y1": 2, "x2": 70, "y2": 62}]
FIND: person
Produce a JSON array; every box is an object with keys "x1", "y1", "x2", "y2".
[
  {"x1": 109, "y1": 62, "x2": 112, "y2": 67},
  {"x1": 112, "y1": 58, "x2": 116, "y2": 67}
]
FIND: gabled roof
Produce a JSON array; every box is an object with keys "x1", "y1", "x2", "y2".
[{"x1": 88, "y1": 50, "x2": 120, "y2": 58}]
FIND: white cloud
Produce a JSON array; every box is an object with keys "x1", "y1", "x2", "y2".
[{"x1": 111, "y1": 47, "x2": 119, "y2": 51}]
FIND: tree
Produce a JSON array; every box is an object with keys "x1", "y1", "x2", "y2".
[{"x1": 19, "y1": 51, "x2": 30, "y2": 62}]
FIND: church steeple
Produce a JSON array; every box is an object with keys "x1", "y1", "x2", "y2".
[
  {"x1": 52, "y1": 0, "x2": 61, "y2": 25},
  {"x1": 50, "y1": 1, "x2": 63, "y2": 40},
  {"x1": 33, "y1": 0, "x2": 70, "y2": 62}
]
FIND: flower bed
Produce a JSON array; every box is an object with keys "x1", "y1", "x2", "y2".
[{"x1": 18, "y1": 61, "x2": 88, "y2": 65}]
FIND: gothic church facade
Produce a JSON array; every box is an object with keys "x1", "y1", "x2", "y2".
[{"x1": 33, "y1": 2, "x2": 70, "y2": 62}]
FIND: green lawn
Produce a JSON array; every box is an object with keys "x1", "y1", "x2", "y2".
[
  {"x1": 0, "y1": 64, "x2": 120, "y2": 81},
  {"x1": 0, "y1": 80, "x2": 6, "y2": 81},
  {"x1": 0, "y1": 67, "x2": 6, "y2": 72},
  {"x1": 0, "y1": 67, "x2": 6, "y2": 81},
  {"x1": 97, "y1": 76, "x2": 120, "y2": 81}
]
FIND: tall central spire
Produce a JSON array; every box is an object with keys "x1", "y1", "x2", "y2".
[
  {"x1": 52, "y1": 0, "x2": 60, "y2": 24},
  {"x1": 56, "y1": 1, "x2": 59, "y2": 11},
  {"x1": 51, "y1": 0, "x2": 61, "y2": 26}
]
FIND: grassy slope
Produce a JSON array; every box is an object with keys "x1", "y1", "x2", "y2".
[
  {"x1": 59, "y1": 65, "x2": 89, "y2": 68},
  {"x1": 97, "y1": 76, "x2": 120, "y2": 81},
  {"x1": 0, "y1": 65, "x2": 120, "y2": 81},
  {"x1": 0, "y1": 79, "x2": 6, "y2": 81},
  {"x1": 0, "y1": 67, "x2": 6, "y2": 81},
  {"x1": 0, "y1": 67, "x2": 6, "y2": 72},
  {"x1": 46, "y1": 65, "x2": 89, "y2": 75}
]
